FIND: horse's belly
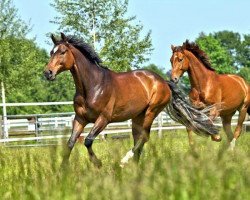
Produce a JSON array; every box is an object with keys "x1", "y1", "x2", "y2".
[{"x1": 111, "y1": 104, "x2": 147, "y2": 122}]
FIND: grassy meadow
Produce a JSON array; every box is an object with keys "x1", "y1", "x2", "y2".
[{"x1": 0, "y1": 130, "x2": 250, "y2": 200}]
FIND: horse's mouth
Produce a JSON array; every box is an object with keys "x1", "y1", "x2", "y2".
[
  {"x1": 44, "y1": 70, "x2": 56, "y2": 81},
  {"x1": 47, "y1": 75, "x2": 56, "y2": 81}
]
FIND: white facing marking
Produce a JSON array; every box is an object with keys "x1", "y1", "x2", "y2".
[
  {"x1": 120, "y1": 149, "x2": 134, "y2": 168},
  {"x1": 53, "y1": 46, "x2": 59, "y2": 54},
  {"x1": 229, "y1": 138, "x2": 236, "y2": 151}
]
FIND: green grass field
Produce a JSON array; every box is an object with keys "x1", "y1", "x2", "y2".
[{"x1": 1, "y1": 130, "x2": 250, "y2": 200}]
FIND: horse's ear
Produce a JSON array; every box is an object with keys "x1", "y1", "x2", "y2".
[
  {"x1": 61, "y1": 32, "x2": 67, "y2": 42},
  {"x1": 171, "y1": 45, "x2": 175, "y2": 52},
  {"x1": 51, "y1": 34, "x2": 57, "y2": 44}
]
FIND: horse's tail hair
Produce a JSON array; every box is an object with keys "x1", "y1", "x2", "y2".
[
  {"x1": 166, "y1": 81, "x2": 219, "y2": 137},
  {"x1": 247, "y1": 106, "x2": 250, "y2": 115}
]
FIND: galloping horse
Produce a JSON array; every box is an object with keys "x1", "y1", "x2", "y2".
[
  {"x1": 44, "y1": 33, "x2": 218, "y2": 167},
  {"x1": 170, "y1": 40, "x2": 250, "y2": 149}
]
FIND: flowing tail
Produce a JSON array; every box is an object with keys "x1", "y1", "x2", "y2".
[
  {"x1": 166, "y1": 81, "x2": 219, "y2": 137},
  {"x1": 248, "y1": 107, "x2": 250, "y2": 115}
]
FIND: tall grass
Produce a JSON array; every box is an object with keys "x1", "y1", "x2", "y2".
[{"x1": 0, "y1": 131, "x2": 250, "y2": 200}]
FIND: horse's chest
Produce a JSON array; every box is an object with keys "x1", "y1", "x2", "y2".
[
  {"x1": 189, "y1": 88, "x2": 218, "y2": 108},
  {"x1": 74, "y1": 104, "x2": 99, "y2": 122},
  {"x1": 74, "y1": 96, "x2": 99, "y2": 122}
]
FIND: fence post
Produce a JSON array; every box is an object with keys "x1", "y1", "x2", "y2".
[
  {"x1": 35, "y1": 116, "x2": 39, "y2": 137},
  {"x1": 158, "y1": 112, "x2": 163, "y2": 138},
  {"x1": 127, "y1": 119, "x2": 131, "y2": 128},
  {"x1": 1, "y1": 81, "x2": 8, "y2": 139},
  {"x1": 55, "y1": 117, "x2": 58, "y2": 128},
  {"x1": 0, "y1": 115, "x2": 2, "y2": 138}
]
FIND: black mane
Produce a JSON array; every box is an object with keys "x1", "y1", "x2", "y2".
[
  {"x1": 174, "y1": 40, "x2": 215, "y2": 71},
  {"x1": 58, "y1": 35, "x2": 104, "y2": 66}
]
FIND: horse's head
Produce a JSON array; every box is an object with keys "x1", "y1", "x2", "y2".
[
  {"x1": 44, "y1": 33, "x2": 75, "y2": 81},
  {"x1": 170, "y1": 45, "x2": 189, "y2": 83}
]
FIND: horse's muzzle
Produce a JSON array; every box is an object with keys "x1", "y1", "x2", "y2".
[
  {"x1": 44, "y1": 70, "x2": 55, "y2": 81},
  {"x1": 171, "y1": 77, "x2": 179, "y2": 84}
]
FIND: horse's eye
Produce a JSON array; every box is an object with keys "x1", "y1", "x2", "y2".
[
  {"x1": 60, "y1": 50, "x2": 67, "y2": 55},
  {"x1": 179, "y1": 58, "x2": 183, "y2": 62}
]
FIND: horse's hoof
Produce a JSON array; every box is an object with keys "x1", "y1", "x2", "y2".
[
  {"x1": 91, "y1": 158, "x2": 102, "y2": 168},
  {"x1": 120, "y1": 162, "x2": 125, "y2": 168},
  {"x1": 211, "y1": 134, "x2": 222, "y2": 142},
  {"x1": 229, "y1": 138, "x2": 236, "y2": 151}
]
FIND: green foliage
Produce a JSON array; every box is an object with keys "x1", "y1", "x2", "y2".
[
  {"x1": 238, "y1": 67, "x2": 250, "y2": 83},
  {"x1": 0, "y1": 0, "x2": 31, "y2": 38},
  {"x1": 195, "y1": 33, "x2": 235, "y2": 74},
  {"x1": 196, "y1": 30, "x2": 250, "y2": 82},
  {"x1": 238, "y1": 34, "x2": 250, "y2": 68},
  {"x1": 142, "y1": 63, "x2": 165, "y2": 78},
  {"x1": 0, "y1": 0, "x2": 75, "y2": 115},
  {"x1": 50, "y1": 0, "x2": 153, "y2": 71},
  {"x1": 213, "y1": 31, "x2": 250, "y2": 69},
  {"x1": 0, "y1": 37, "x2": 75, "y2": 114},
  {"x1": 1, "y1": 131, "x2": 250, "y2": 199}
]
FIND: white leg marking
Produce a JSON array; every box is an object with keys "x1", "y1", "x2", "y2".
[
  {"x1": 120, "y1": 150, "x2": 134, "y2": 168},
  {"x1": 229, "y1": 138, "x2": 236, "y2": 151}
]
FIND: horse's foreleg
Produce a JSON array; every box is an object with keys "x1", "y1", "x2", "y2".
[
  {"x1": 61, "y1": 117, "x2": 87, "y2": 166},
  {"x1": 230, "y1": 106, "x2": 248, "y2": 150},
  {"x1": 84, "y1": 115, "x2": 108, "y2": 167}
]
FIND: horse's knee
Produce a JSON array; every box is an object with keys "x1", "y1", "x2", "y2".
[
  {"x1": 141, "y1": 133, "x2": 150, "y2": 143},
  {"x1": 67, "y1": 138, "x2": 76, "y2": 149},
  {"x1": 84, "y1": 137, "x2": 93, "y2": 148}
]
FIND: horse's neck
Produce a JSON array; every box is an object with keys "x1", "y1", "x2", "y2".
[
  {"x1": 70, "y1": 51, "x2": 105, "y2": 97},
  {"x1": 186, "y1": 52, "x2": 215, "y2": 93}
]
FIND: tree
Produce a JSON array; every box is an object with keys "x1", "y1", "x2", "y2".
[
  {"x1": 195, "y1": 33, "x2": 235, "y2": 74},
  {"x1": 0, "y1": 0, "x2": 31, "y2": 39},
  {"x1": 0, "y1": 0, "x2": 32, "y2": 82},
  {"x1": 200, "y1": 31, "x2": 250, "y2": 82},
  {"x1": 0, "y1": 0, "x2": 76, "y2": 115},
  {"x1": 0, "y1": 37, "x2": 76, "y2": 115},
  {"x1": 213, "y1": 31, "x2": 241, "y2": 58},
  {"x1": 143, "y1": 64, "x2": 165, "y2": 78},
  {"x1": 50, "y1": 0, "x2": 153, "y2": 71},
  {"x1": 237, "y1": 34, "x2": 250, "y2": 69}
]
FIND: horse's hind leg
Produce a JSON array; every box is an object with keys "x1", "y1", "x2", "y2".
[
  {"x1": 84, "y1": 115, "x2": 108, "y2": 167},
  {"x1": 230, "y1": 105, "x2": 248, "y2": 150},
  {"x1": 120, "y1": 114, "x2": 145, "y2": 167},
  {"x1": 186, "y1": 128, "x2": 195, "y2": 147},
  {"x1": 120, "y1": 108, "x2": 158, "y2": 167},
  {"x1": 61, "y1": 116, "x2": 87, "y2": 167},
  {"x1": 221, "y1": 115, "x2": 234, "y2": 142},
  {"x1": 132, "y1": 116, "x2": 150, "y2": 163}
]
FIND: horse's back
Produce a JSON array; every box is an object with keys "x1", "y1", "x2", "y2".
[{"x1": 110, "y1": 70, "x2": 171, "y2": 121}]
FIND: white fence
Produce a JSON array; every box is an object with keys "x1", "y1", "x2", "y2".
[
  {"x1": 1, "y1": 102, "x2": 250, "y2": 145},
  {"x1": 0, "y1": 111, "x2": 177, "y2": 143}
]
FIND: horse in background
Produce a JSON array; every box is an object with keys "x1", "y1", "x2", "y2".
[
  {"x1": 170, "y1": 40, "x2": 250, "y2": 149},
  {"x1": 44, "y1": 33, "x2": 218, "y2": 167}
]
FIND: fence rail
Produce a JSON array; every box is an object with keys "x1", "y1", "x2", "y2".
[{"x1": 1, "y1": 101, "x2": 250, "y2": 145}]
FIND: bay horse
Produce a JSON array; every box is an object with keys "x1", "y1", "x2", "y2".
[
  {"x1": 170, "y1": 40, "x2": 250, "y2": 149},
  {"x1": 44, "y1": 33, "x2": 218, "y2": 167}
]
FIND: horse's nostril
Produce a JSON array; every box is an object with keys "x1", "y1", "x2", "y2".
[
  {"x1": 171, "y1": 77, "x2": 179, "y2": 83},
  {"x1": 49, "y1": 70, "x2": 53, "y2": 75}
]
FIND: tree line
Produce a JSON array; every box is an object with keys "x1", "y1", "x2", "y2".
[{"x1": 0, "y1": 0, "x2": 250, "y2": 115}]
